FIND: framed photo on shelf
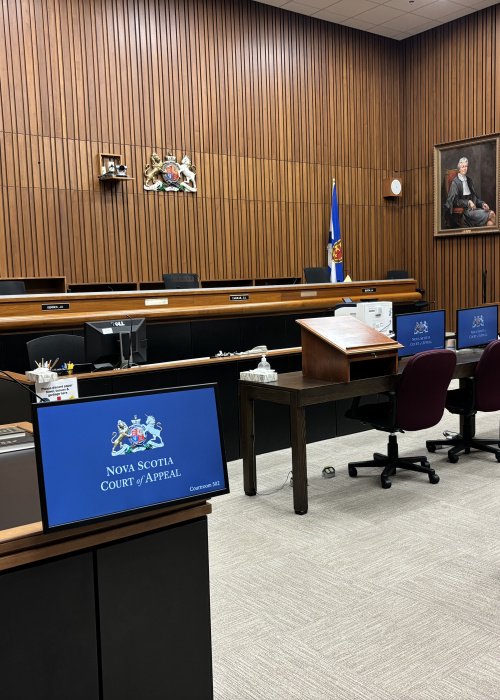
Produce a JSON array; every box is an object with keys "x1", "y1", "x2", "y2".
[{"x1": 434, "y1": 134, "x2": 499, "y2": 237}]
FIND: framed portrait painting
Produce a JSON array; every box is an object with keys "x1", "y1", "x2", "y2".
[{"x1": 434, "y1": 134, "x2": 500, "y2": 237}]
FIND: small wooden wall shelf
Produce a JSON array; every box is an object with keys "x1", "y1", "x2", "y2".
[
  {"x1": 98, "y1": 152, "x2": 134, "y2": 182},
  {"x1": 297, "y1": 316, "x2": 402, "y2": 382}
]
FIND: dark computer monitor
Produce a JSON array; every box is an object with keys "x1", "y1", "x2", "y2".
[
  {"x1": 84, "y1": 317, "x2": 147, "y2": 367},
  {"x1": 456, "y1": 305, "x2": 498, "y2": 350},
  {"x1": 395, "y1": 309, "x2": 446, "y2": 358},
  {"x1": 32, "y1": 383, "x2": 229, "y2": 532}
]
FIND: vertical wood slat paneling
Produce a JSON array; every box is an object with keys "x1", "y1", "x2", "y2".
[
  {"x1": 0, "y1": 0, "x2": 411, "y2": 286},
  {"x1": 404, "y1": 6, "x2": 500, "y2": 328}
]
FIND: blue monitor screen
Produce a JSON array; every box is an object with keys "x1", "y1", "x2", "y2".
[
  {"x1": 33, "y1": 384, "x2": 229, "y2": 531},
  {"x1": 395, "y1": 310, "x2": 446, "y2": 357},
  {"x1": 456, "y1": 305, "x2": 498, "y2": 350}
]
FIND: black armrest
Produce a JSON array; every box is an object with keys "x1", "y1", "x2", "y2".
[
  {"x1": 416, "y1": 287, "x2": 425, "y2": 295},
  {"x1": 445, "y1": 377, "x2": 475, "y2": 414}
]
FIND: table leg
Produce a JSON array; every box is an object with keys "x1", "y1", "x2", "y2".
[
  {"x1": 290, "y1": 396, "x2": 308, "y2": 515},
  {"x1": 241, "y1": 386, "x2": 257, "y2": 496}
]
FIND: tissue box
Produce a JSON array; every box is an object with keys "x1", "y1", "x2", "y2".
[
  {"x1": 25, "y1": 369, "x2": 58, "y2": 383},
  {"x1": 239, "y1": 369, "x2": 278, "y2": 383}
]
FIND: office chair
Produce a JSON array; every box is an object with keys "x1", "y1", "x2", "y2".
[
  {"x1": 303, "y1": 267, "x2": 331, "y2": 283},
  {"x1": 387, "y1": 270, "x2": 429, "y2": 311},
  {"x1": 162, "y1": 273, "x2": 200, "y2": 289},
  {"x1": 346, "y1": 349, "x2": 457, "y2": 488},
  {"x1": 26, "y1": 335, "x2": 85, "y2": 369},
  {"x1": 426, "y1": 339, "x2": 500, "y2": 463},
  {"x1": 0, "y1": 280, "x2": 26, "y2": 295},
  {"x1": 386, "y1": 270, "x2": 409, "y2": 280}
]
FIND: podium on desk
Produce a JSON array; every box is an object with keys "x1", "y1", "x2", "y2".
[{"x1": 296, "y1": 316, "x2": 402, "y2": 382}]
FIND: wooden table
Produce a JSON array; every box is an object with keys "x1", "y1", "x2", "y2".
[{"x1": 240, "y1": 349, "x2": 483, "y2": 514}]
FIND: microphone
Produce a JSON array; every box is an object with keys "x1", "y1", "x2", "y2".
[{"x1": 0, "y1": 369, "x2": 49, "y2": 402}]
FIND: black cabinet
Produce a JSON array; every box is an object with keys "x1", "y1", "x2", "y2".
[
  {"x1": 0, "y1": 518, "x2": 212, "y2": 700},
  {"x1": 0, "y1": 552, "x2": 100, "y2": 700}
]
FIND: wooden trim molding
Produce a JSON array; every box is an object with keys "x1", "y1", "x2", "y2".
[
  {"x1": 0, "y1": 501, "x2": 211, "y2": 572},
  {"x1": 0, "y1": 280, "x2": 421, "y2": 331}
]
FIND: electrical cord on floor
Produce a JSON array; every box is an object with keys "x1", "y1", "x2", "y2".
[
  {"x1": 432, "y1": 429, "x2": 459, "y2": 448},
  {"x1": 256, "y1": 471, "x2": 292, "y2": 496},
  {"x1": 257, "y1": 466, "x2": 334, "y2": 494}
]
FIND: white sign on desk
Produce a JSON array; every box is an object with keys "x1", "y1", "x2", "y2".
[{"x1": 35, "y1": 377, "x2": 79, "y2": 403}]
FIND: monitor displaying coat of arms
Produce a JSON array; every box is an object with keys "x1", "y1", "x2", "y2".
[
  {"x1": 456, "y1": 305, "x2": 498, "y2": 350},
  {"x1": 394, "y1": 310, "x2": 446, "y2": 358},
  {"x1": 32, "y1": 384, "x2": 229, "y2": 532}
]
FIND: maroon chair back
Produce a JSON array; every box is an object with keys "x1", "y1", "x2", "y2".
[
  {"x1": 397, "y1": 350, "x2": 457, "y2": 431},
  {"x1": 475, "y1": 339, "x2": 500, "y2": 412},
  {"x1": 446, "y1": 169, "x2": 464, "y2": 214}
]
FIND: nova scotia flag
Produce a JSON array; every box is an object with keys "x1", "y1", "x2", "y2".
[{"x1": 327, "y1": 179, "x2": 344, "y2": 283}]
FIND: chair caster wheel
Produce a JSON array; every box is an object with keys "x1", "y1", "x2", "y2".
[
  {"x1": 427, "y1": 443, "x2": 437, "y2": 453},
  {"x1": 496, "y1": 454, "x2": 500, "y2": 463},
  {"x1": 448, "y1": 453, "x2": 459, "y2": 464},
  {"x1": 348, "y1": 466, "x2": 357, "y2": 478},
  {"x1": 381, "y1": 477, "x2": 391, "y2": 489},
  {"x1": 429, "y1": 473, "x2": 440, "y2": 484}
]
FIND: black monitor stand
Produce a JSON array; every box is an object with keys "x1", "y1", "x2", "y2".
[{"x1": 119, "y1": 331, "x2": 133, "y2": 369}]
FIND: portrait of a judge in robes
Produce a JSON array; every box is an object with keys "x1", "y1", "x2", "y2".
[{"x1": 445, "y1": 157, "x2": 496, "y2": 228}]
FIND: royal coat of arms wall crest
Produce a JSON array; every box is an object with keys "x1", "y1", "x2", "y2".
[{"x1": 144, "y1": 151, "x2": 197, "y2": 193}]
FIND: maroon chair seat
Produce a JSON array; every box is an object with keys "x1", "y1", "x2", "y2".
[
  {"x1": 426, "y1": 339, "x2": 500, "y2": 463},
  {"x1": 346, "y1": 350, "x2": 457, "y2": 488}
]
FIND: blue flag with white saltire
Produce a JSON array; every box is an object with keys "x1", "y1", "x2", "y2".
[{"x1": 327, "y1": 179, "x2": 344, "y2": 283}]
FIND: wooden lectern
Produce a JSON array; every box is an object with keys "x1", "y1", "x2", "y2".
[{"x1": 297, "y1": 316, "x2": 402, "y2": 382}]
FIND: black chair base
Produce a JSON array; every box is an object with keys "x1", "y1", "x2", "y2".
[
  {"x1": 426, "y1": 437, "x2": 500, "y2": 464},
  {"x1": 348, "y1": 435, "x2": 439, "y2": 489}
]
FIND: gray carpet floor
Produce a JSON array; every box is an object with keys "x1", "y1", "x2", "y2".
[{"x1": 209, "y1": 403, "x2": 500, "y2": 699}]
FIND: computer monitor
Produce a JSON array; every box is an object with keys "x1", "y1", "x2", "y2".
[
  {"x1": 395, "y1": 309, "x2": 446, "y2": 358},
  {"x1": 32, "y1": 384, "x2": 229, "y2": 532},
  {"x1": 85, "y1": 318, "x2": 147, "y2": 367},
  {"x1": 456, "y1": 305, "x2": 498, "y2": 350}
]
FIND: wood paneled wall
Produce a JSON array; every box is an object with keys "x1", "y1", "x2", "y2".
[
  {"x1": 403, "y1": 6, "x2": 500, "y2": 325},
  {"x1": 0, "y1": 0, "x2": 403, "y2": 285},
  {"x1": 2, "y1": 0, "x2": 496, "y2": 316}
]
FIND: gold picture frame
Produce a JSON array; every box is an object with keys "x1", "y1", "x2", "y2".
[{"x1": 434, "y1": 134, "x2": 499, "y2": 237}]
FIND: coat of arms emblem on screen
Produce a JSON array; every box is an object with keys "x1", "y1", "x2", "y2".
[
  {"x1": 143, "y1": 151, "x2": 197, "y2": 193},
  {"x1": 111, "y1": 415, "x2": 164, "y2": 456},
  {"x1": 413, "y1": 321, "x2": 429, "y2": 335}
]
